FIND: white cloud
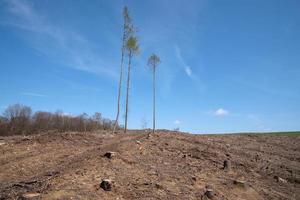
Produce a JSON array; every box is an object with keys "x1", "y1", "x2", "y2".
[
  {"x1": 175, "y1": 45, "x2": 193, "y2": 77},
  {"x1": 2, "y1": 0, "x2": 117, "y2": 78},
  {"x1": 21, "y1": 92, "x2": 47, "y2": 97},
  {"x1": 213, "y1": 108, "x2": 229, "y2": 116},
  {"x1": 174, "y1": 120, "x2": 181, "y2": 125}
]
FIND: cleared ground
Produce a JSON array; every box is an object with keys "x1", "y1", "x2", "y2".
[{"x1": 0, "y1": 130, "x2": 299, "y2": 199}]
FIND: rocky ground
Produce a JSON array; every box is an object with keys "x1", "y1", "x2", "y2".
[{"x1": 0, "y1": 130, "x2": 299, "y2": 199}]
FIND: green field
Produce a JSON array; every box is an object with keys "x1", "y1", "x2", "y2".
[
  {"x1": 201, "y1": 131, "x2": 300, "y2": 136},
  {"x1": 260, "y1": 131, "x2": 300, "y2": 136}
]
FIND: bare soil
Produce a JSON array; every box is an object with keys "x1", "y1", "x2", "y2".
[{"x1": 0, "y1": 130, "x2": 299, "y2": 199}]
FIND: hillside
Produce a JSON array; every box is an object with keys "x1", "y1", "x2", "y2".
[{"x1": 0, "y1": 130, "x2": 299, "y2": 199}]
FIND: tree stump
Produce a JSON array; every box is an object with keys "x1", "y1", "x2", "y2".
[
  {"x1": 223, "y1": 160, "x2": 231, "y2": 170},
  {"x1": 100, "y1": 179, "x2": 112, "y2": 191},
  {"x1": 204, "y1": 188, "x2": 214, "y2": 199},
  {"x1": 103, "y1": 151, "x2": 116, "y2": 159},
  {"x1": 233, "y1": 180, "x2": 247, "y2": 188}
]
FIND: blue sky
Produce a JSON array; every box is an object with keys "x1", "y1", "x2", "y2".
[{"x1": 0, "y1": 0, "x2": 299, "y2": 133}]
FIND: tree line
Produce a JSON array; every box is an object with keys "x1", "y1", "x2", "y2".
[
  {"x1": 0, "y1": 104, "x2": 115, "y2": 136},
  {"x1": 113, "y1": 6, "x2": 161, "y2": 136}
]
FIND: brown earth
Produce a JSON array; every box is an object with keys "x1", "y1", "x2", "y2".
[{"x1": 0, "y1": 130, "x2": 299, "y2": 199}]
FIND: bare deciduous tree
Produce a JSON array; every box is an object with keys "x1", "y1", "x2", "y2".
[
  {"x1": 32, "y1": 111, "x2": 52, "y2": 130},
  {"x1": 0, "y1": 104, "x2": 115, "y2": 136},
  {"x1": 3, "y1": 104, "x2": 32, "y2": 134},
  {"x1": 147, "y1": 54, "x2": 161, "y2": 136}
]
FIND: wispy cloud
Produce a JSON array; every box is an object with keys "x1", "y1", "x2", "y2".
[
  {"x1": 174, "y1": 45, "x2": 206, "y2": 93},
  {"x1": 212, "y1": 108, "x2": 229, "y2": 116},
  {"x1": 1, "y1": 0, "x2": 117, "y2": 78},
  {"x1": 175, "y1": 45, "x2": 193, "y2": 78},
  {"x1": 21, "y1": 92, "x2": 47, "y2": 97}
]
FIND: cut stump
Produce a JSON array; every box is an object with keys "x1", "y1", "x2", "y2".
[
  {"x1": 100, "y1": 179, "x2": 112, "y2": 191},
  {"x1": 103, "y1": 151, "x2": 116, "y2": 159},
  {"x1": 223, "y1": 160, "x2": 231, "y2": 171},
  {"x1": 204, "y1": 188, "x2": 214, "y2": 199}
]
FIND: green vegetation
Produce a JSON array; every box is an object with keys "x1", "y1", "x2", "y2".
[
  {"x1": 232, "y1": 131, "x2": 300, "y2": 136},
  {"x1": 200, "y1": 131, "x2": 300, "y2": 136},
  {"x1": 258, "y1": 131, "x2": 300, "y2": 136}
]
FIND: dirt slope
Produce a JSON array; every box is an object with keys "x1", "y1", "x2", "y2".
[{"x1": 0, "y1": 130, "x2": 299, "y2": 199}]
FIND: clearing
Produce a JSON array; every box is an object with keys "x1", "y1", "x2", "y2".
[{"x1": 0, "y1": 130, "x2": 299, "y2": 199}]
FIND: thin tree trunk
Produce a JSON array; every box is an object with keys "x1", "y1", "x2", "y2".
[
  {"x1": 125, "y1": 51, "x2": 132, "y2": 133},
  {"x1": 112, "y1": 24, "x2": 126, "y2": 134},
  {"x1": 153, "y1": 66, "x2": 156, "y2": 135}
]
